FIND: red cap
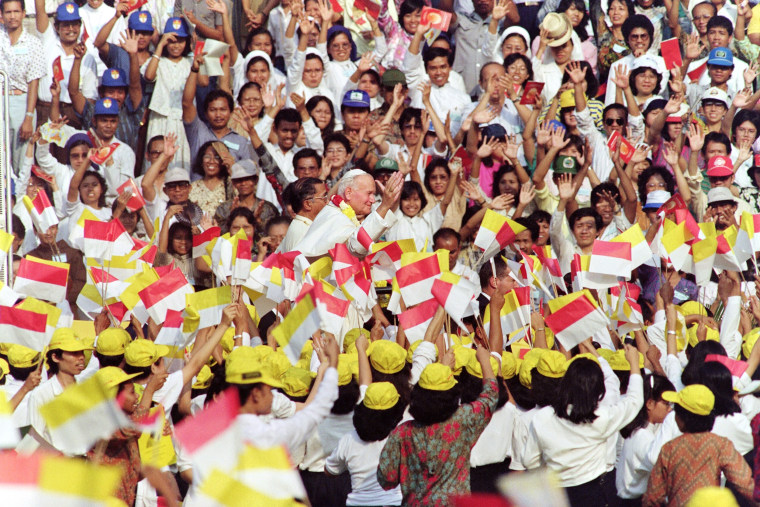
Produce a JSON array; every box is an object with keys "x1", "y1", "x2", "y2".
[{"x1": 706, "y1": 155, "x2": 734, "y2": 177}]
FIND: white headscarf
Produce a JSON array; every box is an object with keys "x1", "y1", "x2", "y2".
[
  {"x1": 234, "y1": 50, "x2": 286, "y2": 97},
  {"x1": 492, "y1": 26, "x2": 533, "y2": 63}
]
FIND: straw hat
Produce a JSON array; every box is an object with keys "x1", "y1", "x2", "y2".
[{"x1": 541, "y1": 13, "x2": 573, "y2": 47}]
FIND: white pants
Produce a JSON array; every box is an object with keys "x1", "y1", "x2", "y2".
[{"x1": 8, "y1": 93, "x2": 34, "y2": 176}]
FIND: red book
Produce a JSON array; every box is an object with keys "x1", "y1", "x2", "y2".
[
  {"x1": 116, "y1": 179, "x2": 147, "y2": 212},
  {"x1": 420, "y1": 6, "x2": 452, "y2": 31},
  {"x1": 353, "y1": 0, "x2": 380, "y2": 19},
  {"x1": 194, "y1": 40, "x2": 205, "y2": 58},
  {"x1": 90, "y1": 143, "x2": 120, "y2": 164},
  {"x1": 52, "y1": 57, "x2": 64, "y2": 82},
  {"x1": 661, "y1": 38, "x2": 682, "y2": 70},
  {"x1": 519, "y1": 82, "x2": 544, "y2": 105},
  {"x1": 618, "y1": 136, "x2": 634, "y2": 163}
]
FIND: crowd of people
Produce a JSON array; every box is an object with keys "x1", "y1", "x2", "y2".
[{"x1": 6, "y1": 0, "x2": 760, "y2": 504}]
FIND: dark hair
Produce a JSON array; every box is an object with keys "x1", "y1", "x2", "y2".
[
  {"x1": 203, "y1": 89, "x2": 234, "y2": 113},
  {"x1": 46, "y1": 349, "x2": 62, "y2": 375},
  {"x1": 409, "y1": 383, "x2": 461, "y2": 425},
  {"x1": 423, "y1": 158, "x2": 449, "y2": 195},
  {"x1": 371, "y1": 363, "x2": 412, "y2": 408},
  {"x1": 327, "y1": 27, "x2": 356, "y2": 61},
  {"x1": 681, "y1": 340, "x2": 727, "y2": 386},
  {"x1": 265, "y1": 215, "x2": 291, "y2": 234},
  {"x1": 637, "y1": 166, "x2": 676, "y2": 205},
  {"x1": 560, "y1": 133, "x2": 585, "y2": 157},
  {"x1": 553, "y1": 358, "x2": 605, "y2": 424},
  {"x1": 503, "y1": 53, "x2": 534, "y2": 83},
  {"x1": 290, "y1": 177, "x2": 324, "y2": 213},
  {"x1": 399, "y1": 107, "x2": 422, "y2": 130},
  {"x1": 246, "y1": 55, "x2": 270, "y2": 75},
  {"x1": 459, "y1": 369, "x2": 485, "y2": 404},
  {"x1": 303, "y1": 53, "x2": 324, "y2": 74},
  {"x1": 11, "y1": 214, "x2": 25, "y2": 241},
  {"x1": 731, "y1": 109, "x2": 760, "y2": 144},
  {"x1": 529, "y1": 209, "x2": 552, "y2": 226},
  {"x1": 675, "y1": 403, "x2": 715, "y2": 433},
  {"x1": 237, "y1": 82, "x2": 265, "y2": 119},
  {"x1": 293, "y1": 148, "x2": 322, "y2": 172},
  {"x1": 531, "y1": 370, "x2": 561, "y2": 407},
  {"x1": 2, "y1": 0, "x2": 25, "y2": 12},
  {"x1": 227, "y1": 207, "x2": 256, "y2": 231},
  {"x1": 80, "y1": 170, "x2": 107, "y2": 208},
  {"x1": 359, "y1": 68, "x2": 380, "y2": 87},
  {"x1": 706, "y1": 15, "x2": 734, "y2": 37},
  {"x1": 399, "y1": 0, "x2": 425, "y2": 26},
  {"x1": 9, "y1": 363, "x2": 35, "y2": 381},
  {"x1": 622, "y1": 14, "x2": 654, "y2": 48},
  {"x1": 506, "y1": 375, "x2": 536, "y2": 410},
  {"x1": 492, "y1": 163, "x2": 518, "y2": 197},
  {"x1": 558, "y1": 0, "x2": 590, "y2": 40},
  {"x1": 95, "y1": 352, "x2": 124, "y2": 368},
  {"x1": 560, "y1": 60, "x2": 598, "y2": 98},
  {"x1": 400, "y1": 181, "x2": 428, "y2": 213},
  {"x1": 331, "y1": 379, "x2": 361, "y2": 414},
  {"x1": 702, "y1": 131, "x2": 731, "y2": 156},
  {"x1": 621, "y1": 374, "x2": 675, "y2": 438},
  {"x1": 478, "y1": 255, "x2": 508, "y2": 289},
  {"x1": 160, "y1": 35, "x2": 190, "y2": 57},
  {"x1": 353, "y1": 399, "x2": 405, "y2": 441},
  {"x1": 514, "y1": 216, "x2": 540, "y2": 242},
  {"x1": 147, "y1": 135, "x2": 164, "y2": 154},
  {"x1": 629, "y1": 66, "x2": 663, "y2": 97},
  {"x1": 233, "y1": 382, "x2": 264, "y2": 406},
  {"x1": 568, "y1": 207, "x2": 603, "y2": 231},
  {"x1": 695, "y1": 361, "x2": 740, "y2": 416},
  {"x1": 245, "y1": 27, "x2": 276, "y2": 60},
  {"x1": 274, "y1": 108, "x2": 302, "y2": 129},
  {"x1": 324, "y1": 132, "x2": 351, "y2": 153},
  {"x1": 306, "y1": 95, "x2": 336, "y2": 136},
  {"x1": 433, "y1": 227, "x2": 461, "y2": 246},
  {"x1": 603, "y1": 103, "x2": 629, "y2": 124},
  {"x1": 591, "y1": 181, "x2": 622, "y2": 207},
  {"x1": 423, "y1": 47, "x2": 451, "y2": 70},
  {"x1": 192, "y1": 141, "x2": 230, "y2": 179},
  {"x1": 609, "y1": 0, "x2": 636, "y2": 19},
  {"x1": 122, "y1": 362, "x2": 152, "y2": 380},
  {"x1": 167, "y1": 222, "x2": 192, "y2": 256}
]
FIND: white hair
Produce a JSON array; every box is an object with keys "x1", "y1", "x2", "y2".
[{"x1": 336, "y1": 169, "x2": 371, "y2": 198}]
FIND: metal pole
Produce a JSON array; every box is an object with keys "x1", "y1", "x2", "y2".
[{"x1": 0, "y1": 71, "x2": 14, "y2": 285}]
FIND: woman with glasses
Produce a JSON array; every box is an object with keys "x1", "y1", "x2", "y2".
[
  {"x1": 596, "y1": 0, "x2": 636, "y2": 83},
  {"x1": 323, "y1": 133, "x2": 353, "y2": 186},
  {"x1": 189, "y1": 142, "x2": 235, "y2": 216}
]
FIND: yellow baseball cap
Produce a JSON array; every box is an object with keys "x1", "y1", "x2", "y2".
[
  {"x1": 267, "y1": 350, "x2": 291, "y2": 380},
  {"x1": 225, "y1": 347, "x2": 283, "y2": 387},
  {"x1": 300, "y1": 340, "x2": 313, "y2": 362},
  {"x1": 281, "y1": 367, "x2": 315, "y2": 398},
  {"x1": 501, "y1": 351, "x2": 519, "y2": 379},
  {"x1": 569, "y1": 352, "x2": 600, "y2": 365},
  {"x1": 7, "y1": 344, "x2": 42, "y2": 368},
  {"x1": 94, "y1": 366, "x2": 140, "y2": 396},
  {"x1": 685, "y1": 487, "x2": 738, "y2": 507},
  {"x1": 0, "y1": 343, "x2": 10, "y2": 356},
  {"x1": 192, "y1": 365, "x2": 214, "y2": 389},
  {"x1": 677, "y1": 301, "x2": 707, "y2": 316},
  {"x1": 559, "y1": 89, "x2": 575, "y2": 108},
  {"x1": 518, "y1": 348, "x2": 545, "y2": 388},
  {"x1": 343, "y1": 328, "x2": 370, "y2": 353},
  {"x1": 363, "y1": 381, "x2": 400, "y2": 410},
  {"x1": 124, "y1": 339, "x2": 171, "y2": 368},
  {"x1": 535, "y1": 350, "x2": 567, "y2": 378},
  {"x1": 337, "y1": 354, "x2": 354, "y2": 386},
  {"x1": 418, "y1": 363, "x2": 457, "y2": 391},
  {"x1": 49, "y1": 328, "x2": 94, "y2": 352},
  {"x1": 367, "y1": 341, "x2": 406, "y2": 374},
  {"x1": 686, "y1": 323, "x2": 719, "y2": 348},
  {"x1": 0, "y1": 358, "x2": 8, "y2": 380},
  {"x1": 96, "y1": 328, "x2": 131, "y2": 356},
  {"x1": 453, "y1": 346, "x2": 476, "y2": 375},
  {"x1": 250, "y1": 344, "x2": 275, "y2": 363},
  {"x1": 407, "y1": 339, "x2": 435, "y2": 363},
  {"x1": 742, "y1": 328, "x2": 759, "y2": 359},
  {"x1": 464, "y1": 354, "x2": 500, "y2": 379},
  {"x1": 662, "y1": 384, "x2": 715, "y2": 416}
]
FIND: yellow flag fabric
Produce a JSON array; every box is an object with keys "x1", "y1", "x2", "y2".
[
  {"x1": 39, "y1": 456, "x2": 121, "y2": 502},
  {"x1": 199, "y1": 469, "x2": 299, "y2": 507},
  {"x1": 39, "y1": 375, "x2": 112, "y2": 429}
]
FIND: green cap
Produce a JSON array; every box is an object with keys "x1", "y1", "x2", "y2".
[
  {"x1": 553, "y1": 155, "x2": 578, "y2": 175},
  {"x1": 381, "y1": 68, "x2": 407, "y2": 87},
  {"x1": 374, "y1": 158, "x2": 399, "y2": 172}
]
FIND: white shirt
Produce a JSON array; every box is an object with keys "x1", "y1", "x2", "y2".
[
  {"x1": 278, "y1": 215, "x2": 313, "y2": 253},
  {"x1": 605, "y1": 54, "x2": 669, "y2": 106},
  {"x1": 616, "y1": 424, "x2": 658, "y2": 499},
  {"x1": 325, "y1": 430, "x2": 403, "y2": 506},
  {"x1": 2, "y1": 376, "x2": 31, "y2": 428},
  {"x1": 470, "y1": 402, "x2": 517, "y2": 467},
  {"x1": 522, "y1": 374, "x2": 644, "y2": 487},
  {"x1": 299, "y1": 412, "x2": 355, "y2": 472},
  {"x1": 238, "y1": 367, "x2": 338, "y2": 451},
  {"x1": 38, "y1": 25, "x2": 99, "y2": 104},
  {"x1": 576, "y1": 106, "x2": 645, "y2": 182},
  {"x1": 80, "y1": 3, "x2": 126, "y2": 76},
  {"x1": 385, "y1": 206, "x2": 444, "y2": 253},
  {"x1": 24, "y1": 375, "x2": 65, "y2": 453}
]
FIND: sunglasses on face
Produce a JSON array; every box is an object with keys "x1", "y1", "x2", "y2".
[
  {"x1": 165, "y1": 182, "x2": 189, "y2": 190},
  {"x1": 605, "y1": 118, "x2": 625, "y2": 126}
]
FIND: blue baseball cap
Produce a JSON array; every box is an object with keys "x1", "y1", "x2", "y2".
[
  {"x1": 94, "y1": 97, "x2": 119, "y2": 116},
  {"x1": 164, "y1": 17, "x2": 189, "y2": 38},
  {"x1": 128, "y1": 10, "x2": 153, "y2": 32},
  {"x1": 481, "y1": 123, "x2": 506, "y2": 141},
  {"x1": 101, "y1": 68, "x2": 127, "y2": 88},
  {"x1": 707, "y1": 47, "x2": 733, "y2": 67},
  {"x1": 56, "y1": 2, "x2": 80, "y2": 22},
  {"x1": 341, "y1": 90, "x2": 370, "y2": 109}
]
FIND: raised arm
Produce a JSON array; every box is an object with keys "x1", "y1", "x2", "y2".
[
  {"x1": 94, "y1": 3, "x2": 130, "y2": 57},
  {"x1": 144, "y1": 32, "x2": 176, "y2": 82},
  {"x1": 35, "y1": 0, "x2": 48, "y2": 34},
  {"x1": 438, "y1": 159, "x2": 461, "y2": 215},
  {"x1": 206, "y1": 0, "x2": 239, "y2": 62},
  {"x1": 141, "y1": 132, "x2": 178, "y2": 202},
  {"x1": 182, "y1": 51, "x2": 205, "y2": 123},
  {"x1": 118, "y1": 30, "x2": 144, "y2": 110},
  {"x1": 68, "y1": 43, "x2": 88, "y2": 115}
]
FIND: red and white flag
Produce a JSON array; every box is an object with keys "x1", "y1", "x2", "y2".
[
  {"x1": 193, "y1": 227, "x2": 220, "y2": 259},
  {"x1": 311, "y1": 281, "x2": 350, "y2": 336},
  {"x1": 13, "y1": 256, "x2": 69, "y2": 304},
  {"x1": 139, "y1": 268, "x2": 194, "y2": 323},
  {"x1": 396, "y1": 251, "x2": 448, "y2": 307},
  {"x1": 367, "y1": 239, "x2": 417, "y2": 281},
  {"x1": 589, "y1": 239, "x2": 632, "y2": 278},
  {"x1": 398, "y1": 299, "x2": 439, "y2": 344},
  {"x1": 431, "y1": 272, "x2": 477, "y2": 330},
  {"x1": 232, "y1": 238, "x2": 253, "y2": 284},
  {"x1": 0, "y1": 306, "x2": 48, "y2": 351},
  {"x1": 330, "y1": 244, "x2": 373, "y2": 309},
  {"x1": 174, "y1": 388, "x2": 242, "y2": 484},
  {"x1": 88, "y1": 266, "x2": 127, "y2": 300},
  {"x1": 22, "y1": 190, "x2": 58, "y2": 234},
  {"x1": 545, "y1": 291, "x2": 609, "y2": 350},
  {"x1": 83, "y1": 218, "x2": 135, "y2": 260}
]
